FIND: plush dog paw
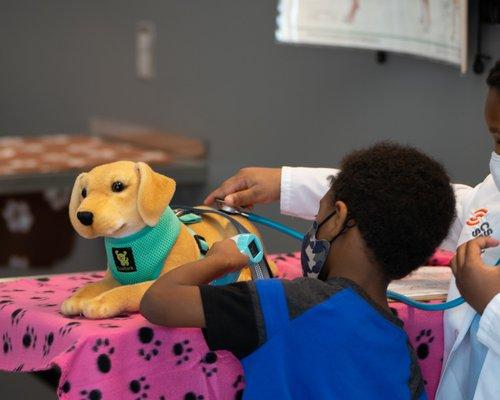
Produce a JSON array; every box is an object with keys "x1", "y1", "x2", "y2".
[
  {"x1": 82, "y1": 295, "x2": 122, "y2": 319},
  {"x1": 61, "y1": 298, "x2": 84, "y2": 316}
]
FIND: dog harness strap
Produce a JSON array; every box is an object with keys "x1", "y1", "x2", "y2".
[
  {"x1": 178, "y1": 213, "x2": 203, "y2": 225},
  {"x1": 184, "y1": 225, "x2": 209, "y2": 257},
  {"x1": 104, "y1": 207, "x2": 182, "y2": 285}
]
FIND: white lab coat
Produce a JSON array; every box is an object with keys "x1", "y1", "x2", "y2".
[{"x1": 280, "y1": 166, "x2": 500, "y2": 400}]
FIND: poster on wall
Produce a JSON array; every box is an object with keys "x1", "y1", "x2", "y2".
[{"x1": 276, "y1": 0, "x2": 468, "y2": 73}]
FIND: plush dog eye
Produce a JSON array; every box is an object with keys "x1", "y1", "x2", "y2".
[
  {"x1": 111, "y1": 181, "x2": 125, "y2": 193},
  {"x1": 81, "y1": 188, "x2": 87, "y2": 198}
]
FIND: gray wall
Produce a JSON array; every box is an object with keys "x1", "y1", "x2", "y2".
[{"x1": 1, "y1": 0, "x2": 500, "y2": 258}]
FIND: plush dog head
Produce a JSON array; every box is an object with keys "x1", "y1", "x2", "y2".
[{"x1": 69, "y1": 161, "x2": 176, "y2": 239}]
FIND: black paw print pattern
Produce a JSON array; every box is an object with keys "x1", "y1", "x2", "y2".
[
  {"x1": 184, "y1": 392, "x2": 204, "y2": 400},
  {"x1": 0, "y1": 300, "x2": 14, "y2": 310},
  {"x1": 232, "y1": 375, "x2": 245, "y2": 400},
  {"x1": 68, "y1": 275, "x2": 90, "y2": 281},
  {"x1": 79, "y1": 388, "x2": 102, "y2": 400},
  {"x1": 173, "y1": 340, "x2": 193, "y2": 366},
  {"x1": 12, "y1": 363, "x2": 24, "y2": 372},
  {"x1": 29, "y1": 296, "x2": 50, "y2": 301},
  {"x1": 3, "y1": 332, "x2": 12, "y2": 354},
  {"x1": 23, "y1": 325, "x2": 37, "y2": 349},
  {"x1": 129, "y1": 376, "x2": 150, "y2": 400},
  {"x1": 98, "y1": 323, "x2": 121, "y2": 329},
  {"x1": 65, "y1": 343, "x2": 77, "y2": 354},
  {"x1": 10, "y1": 308, "x2": 27, "y2": 326},
  {"x1": 137, "y1": 327, "x2": 162, "y2": 361},
  {"x1": 57, "y1": 380, "x2": 71, "y2": 397},
  {"x1": 43, "y1": 332, "x2": 55, "y2": 357},
  {"x1": 200, "y1": 352, "x2": 218, "y2": 377},
  {"x1": 92, "y1": 338, "x2": 114, "y2": 374},
  {"x1": 37, "y1": 303, "x2": 59, "y2": 308},
  {"x1": 415, "y1": 329, "x2": 435, "y2": 360},
  {"x1": 59, "y1": 321, "x2": 81, "y2": 336}
]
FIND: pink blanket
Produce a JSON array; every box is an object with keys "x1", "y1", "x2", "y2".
[{"x1": 0, "y1": 252, "x2": 451, "y2": 399}]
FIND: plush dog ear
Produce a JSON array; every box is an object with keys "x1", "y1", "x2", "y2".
[
  {"x1": 69, "y1": 172, "x2": 87, "y2": 221},
  {"x1": 136, "y1": 162, "x2": 176, "y2": 226}
]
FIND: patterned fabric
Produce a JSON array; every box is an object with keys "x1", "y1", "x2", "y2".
[
  {"x1": 0, "y1": 135, "x2": 170, "y2": 176},
  {"x1": 0, "y1": 192, "x2": 75, "y2": 269},
  {"x1": 0, "y1": 252, "x2": 449, "y2": 399},
  {"x1": 300, "y1": 220, "x2": 331, "y2": 278}
]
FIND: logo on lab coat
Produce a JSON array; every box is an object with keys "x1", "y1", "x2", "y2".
[{"x1": 466, "y1": 208, "x2": 488, "y2": 226}]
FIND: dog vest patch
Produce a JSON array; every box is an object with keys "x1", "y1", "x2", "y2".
[{"x1": 111, "y1": 247, "x2": 137, "y2": 272}]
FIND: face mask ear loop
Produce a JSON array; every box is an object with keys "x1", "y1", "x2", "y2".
[
  {"x1": 317, "y1": 210, "x2": 337, "y2": 230},
  {"x1": 328, "y1": 217, "x2": 355, "y2": 244}
]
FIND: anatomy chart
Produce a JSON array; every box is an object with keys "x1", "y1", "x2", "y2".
[{"x1": 276, "y1": 0, "x2": 468, "y2": 72}]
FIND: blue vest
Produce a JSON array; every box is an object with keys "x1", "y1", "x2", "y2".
[{"x1": 241, "y1": 279, "x2": 426, "y2": 399}]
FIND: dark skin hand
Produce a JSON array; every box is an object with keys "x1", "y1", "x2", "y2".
[
  {"x1": 140, "y1": 239, "x2": 249, "y2": 327},
  {"x1": 452, "y1": 236, "x2": 500, "y2": 314}
]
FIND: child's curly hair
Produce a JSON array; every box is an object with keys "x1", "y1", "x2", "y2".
[{"x1": 330, "y1": 142, "x2": 455, "y2": 280}]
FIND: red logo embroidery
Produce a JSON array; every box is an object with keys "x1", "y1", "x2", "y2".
[{"x1": 466, "y1": 208, "x2": 488, "y2": 226}]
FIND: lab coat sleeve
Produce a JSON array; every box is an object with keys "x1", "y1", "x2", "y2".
[
  {"x1": 478, "y1": 293, "x2": 500, "y2": 356},
  {"x1": 439, "y1": 183, "x2": 475, "y2": 252},
  {"x1": 280, "y1": 166, "x2": 339, "y2": 220}
]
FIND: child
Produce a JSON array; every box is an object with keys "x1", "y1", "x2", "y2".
[
  {"x1": 202, "y1": 63, "x2": 500, "y2": 399},
  {"x1": 435, "y1": 62, "x2": 500, "y2": 400},
  {"x1": 141, "y1": 143, "x2": 455, "y2": 399}
]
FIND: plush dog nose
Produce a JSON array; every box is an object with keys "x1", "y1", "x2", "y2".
[{"x1": 77, "y1": 211, "x2": 94, "y2": 226}]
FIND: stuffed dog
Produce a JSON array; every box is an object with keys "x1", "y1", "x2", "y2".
[{"x1": 62, "y1": 161, "x2": 272, "y2": 319}]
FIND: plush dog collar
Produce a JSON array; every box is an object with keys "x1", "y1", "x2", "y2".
[{"x1": 104, "y1": 206, "x2": 181, "y2": 285}]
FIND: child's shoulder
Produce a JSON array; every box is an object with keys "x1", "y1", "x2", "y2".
[{"x1": 275, "y1": 277, "x2": 402, "y2": 328}]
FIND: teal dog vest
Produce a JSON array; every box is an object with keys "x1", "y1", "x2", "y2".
[{"x1": 105, "y1": 207, "x2": 181, "y2": 285}]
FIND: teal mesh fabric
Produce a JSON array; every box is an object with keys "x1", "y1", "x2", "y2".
[{"x1": 104, "y1": 207, "x2": 181, "y2": 285}]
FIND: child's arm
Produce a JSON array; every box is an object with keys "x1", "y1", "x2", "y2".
[{"x1": 139, "y1": 239, "x2": 249, "y2": 327}]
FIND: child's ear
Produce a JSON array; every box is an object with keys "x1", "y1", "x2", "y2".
[
  {"x1": 135, "y1": 162, "x2": 176, "y2": 226},
  {"x1": 331, "y1": 201, "x2": 349, "y2": 232}
]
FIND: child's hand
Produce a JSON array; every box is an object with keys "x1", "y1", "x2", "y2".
[
  {"x1": 207, "y1": 239, "x2": 250, "y2": 273},
  {"x1": 204, "y1": 167, "x2": 282, "y2": 207},
  {"x1": 453, "y1": 236, "x2": 500, "y2": 313}
]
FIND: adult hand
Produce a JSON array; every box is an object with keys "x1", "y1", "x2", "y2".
[
  {"x1": 453, "y1": 236, "x2": 500, "y2": 314},
  {"x1": 204, "y1": 167, "x2": 282, "y2": 208}
]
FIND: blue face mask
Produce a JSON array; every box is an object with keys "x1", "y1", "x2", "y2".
[{"x1": 301, "y1": 211, "x2": 354, "y2": 278}]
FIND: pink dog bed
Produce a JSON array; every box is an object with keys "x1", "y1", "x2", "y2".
[{"x1": 0, "y1": 251, "x2": 452, "y2": 399}]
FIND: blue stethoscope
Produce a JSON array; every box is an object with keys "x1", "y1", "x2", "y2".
[{"x1": 215, "y1": 200, "x2": 466, "y2": 311}]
